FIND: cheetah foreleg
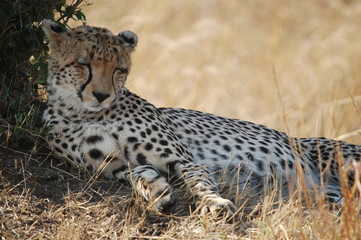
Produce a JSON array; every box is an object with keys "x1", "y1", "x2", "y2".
[
  {"x1": 114, "y1": 165, "x2": 175, "y2": 212},
  {"x1": 176, "y1": 161, "x2": 237, "y2": 218},
  {"x1": 80, "y1": 127, "x2": 175, "y2": 212}
]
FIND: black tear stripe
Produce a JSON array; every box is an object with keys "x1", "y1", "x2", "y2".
[
  {"x1": 111, "y1": 69, "x2": 116, "y2": 95},
  {"x1": 112, "y1": 67, "x2": 128, "y2": 96},
  {"x1": 77, "y1": 64, "x2": 93, "y2": 99}
]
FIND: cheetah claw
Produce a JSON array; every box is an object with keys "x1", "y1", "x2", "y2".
[{"x1": 196, "y1": 196, "x2": 237, "y2": 219}]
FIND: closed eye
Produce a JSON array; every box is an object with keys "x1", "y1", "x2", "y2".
[
  {"x1": 79, "y1": 62, "x2": 91, "y2": 67},
  {"x1": 115, "y1": 67, "x2": 128, "y2": 74}
]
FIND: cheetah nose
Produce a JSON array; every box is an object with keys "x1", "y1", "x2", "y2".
[{"x1": 92, "y1": 91, "x2": 110, "y2": 103}]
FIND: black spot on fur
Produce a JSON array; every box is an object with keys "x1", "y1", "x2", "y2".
[
  {"x1": 71, "y1": 144, "x2": 77, "y2": 151},
  {"x1": 167, "y1": 161, "x2": 179, "y2": 173},
  {"x1": 133, "y1": 143, "x2": 141, "y2": 151},
  {"x1": 223, "y1": 145, "x2": 231, "y2": 152},
  {"x1": 152, "y1": 125, "x2": 159, "y2": 131},
  {"x1": 136, "y1": 153, "x2": 147, "y2": 164},
  {"x1": 159, "y1": 140, "x2": 168, "y2": 146},
  {"x1": 164, "y1": 148, "x2": 173, "y2": 154},
  {"x1": 135, "y1": 118, "x2": 142, "y2": 124},
  {"x1": 112, "y1": 165, "x2": 127, "y2": 177},
  {"x1": 54, "y1": 147, "x2": 63, "y2": 154},
  {"x1": 288, "y1": 161, "x2": 294, "y2": 169},
  {"x1": 128, "y1": 137, "x2": 138, "y2": 143},
  {"x1": 145, "y1": 143, "x2": 153, "y2": 151},
  {"x1": 280, "y1": 159, "x2": 286, "y2": 169},
  {"x1": 124, "y1": 146, "x2": 130, "y2": 160},
  {"x1": 160, "y1": 153, "x2": 169, "y2": 159},
  {"x1": 89, "y1": 149, "x2": 102, "y2": 159},
  {"x1": 140, "y1": 131, "x2": 146, "y2": 138},
  {"x1": 86, "y1": 135, "x2": 104, "y2": 144},
  {"x1": 259, "y1": 146, "x2": 270, "y2": 154},
  {"x1": 112, "y1": 133, "x2": 119, "y2": 140},
  {"x1": 257, "y1": 161, "x2": 264, "y2": 171},
  {"x1": 247, "y1": 152, "x2": 254, "y2": 161}
]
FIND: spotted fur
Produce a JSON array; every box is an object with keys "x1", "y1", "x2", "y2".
[{"x1": 42, "y1": 20, "x2": 360, "y2": 217}]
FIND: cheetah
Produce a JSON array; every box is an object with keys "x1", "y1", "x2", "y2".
[{"x1": 41, "y1": 20, "x2": 360, "y2": 217}]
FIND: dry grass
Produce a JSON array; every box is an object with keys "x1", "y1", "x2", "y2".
[{"x1": 2, "y1": 0, "x2": 361, "y2": 239}]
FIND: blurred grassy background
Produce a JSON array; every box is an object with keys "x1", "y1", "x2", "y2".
[{"x1": 80, "y1": 0, "x2": 361, "y2": 144}]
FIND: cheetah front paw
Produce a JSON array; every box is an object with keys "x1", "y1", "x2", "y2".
[
  {"x1": 196, "y1": 195, "x2": 237, "y2": 218},
  {"x1": 150, "y1": 188, "x2": 176, "y2": 213}
]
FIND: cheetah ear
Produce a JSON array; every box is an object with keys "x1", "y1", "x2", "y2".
[
  {"x1": 118, "y1": 30, "x2": 137, "y2": 51},
  {"x1": 41, "y1": 19, "x2": 68, "y2": 51}
]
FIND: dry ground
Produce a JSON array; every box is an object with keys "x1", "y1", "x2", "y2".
[{"x1": 2, "y1": 0, "x2": 361, "y2": 239}]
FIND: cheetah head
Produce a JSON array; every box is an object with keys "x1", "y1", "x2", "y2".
[{"x1": 42, "y1": 19, "x2": 137, "y2": 112}]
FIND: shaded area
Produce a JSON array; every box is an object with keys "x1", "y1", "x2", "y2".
[{"x1": 1, "y1": 145, "x2": 232, "y2": 239}]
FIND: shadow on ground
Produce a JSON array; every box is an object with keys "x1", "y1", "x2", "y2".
[{"x1": 0, "y1": 144, "x2": 198, "y2": 238}]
